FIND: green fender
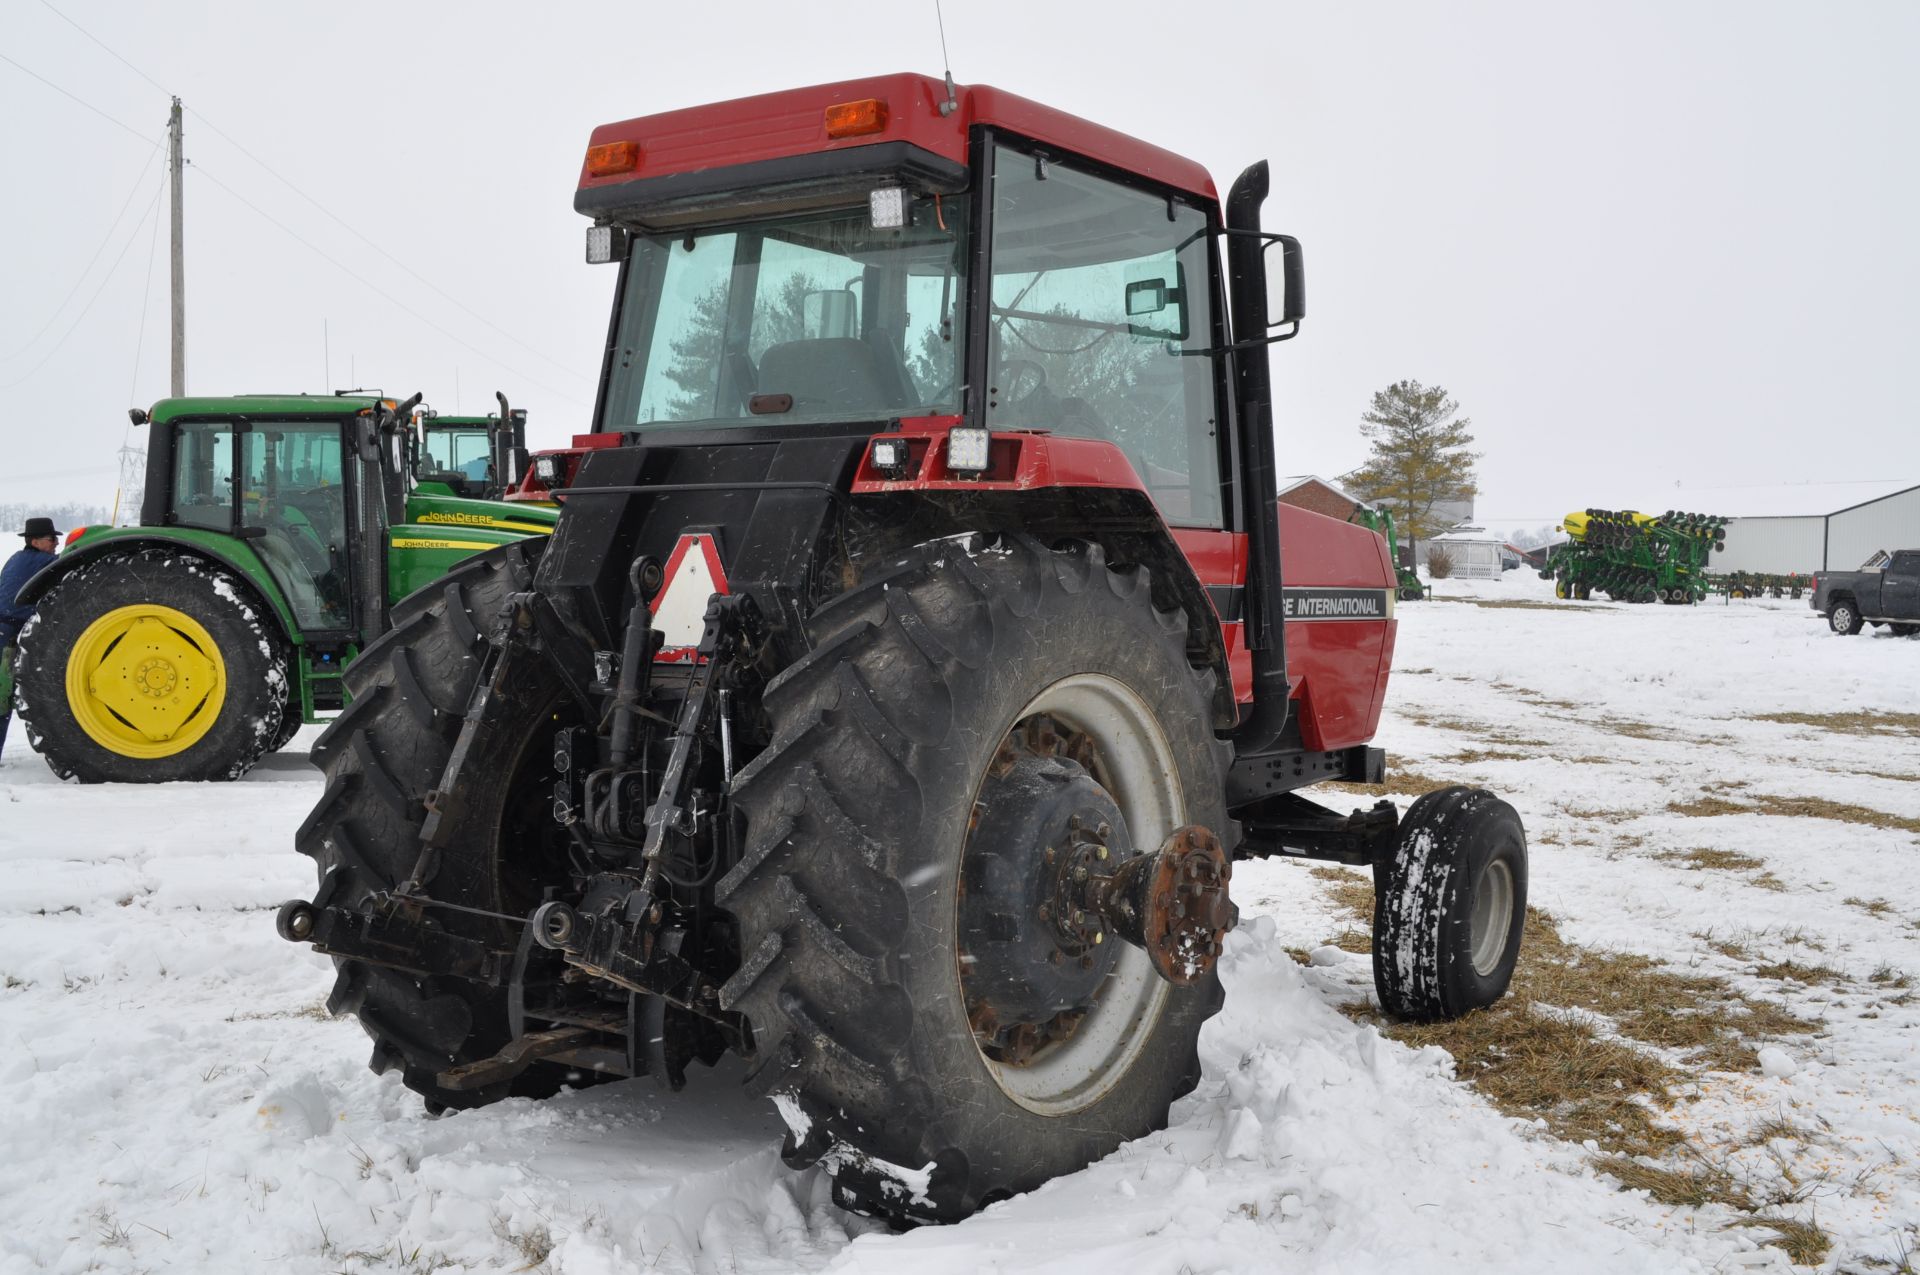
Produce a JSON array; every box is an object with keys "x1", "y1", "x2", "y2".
[{"x1": 15, "y1": 526, "x2": 304, "y2": 643}]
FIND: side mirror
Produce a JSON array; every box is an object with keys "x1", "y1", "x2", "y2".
[
  {"x1": 1125, "y1": 278, "x2": 1168, "y2": 317},
  {"x1": 1125, "y1": 263, "x2": 1190, "y2": 342},
  {"x1": 1264, "y1": 235, "x2": 1305, "y2": 329}
]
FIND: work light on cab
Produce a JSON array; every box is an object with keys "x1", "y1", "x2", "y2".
[
  {"x1": 946, "y1": 425, "x2": 991, "y2": 474},
  {"x1": 868, "y1": 436, "x2": 911, "y2": 479},
  {"x1": 869, "y1": 186, "x2": 907, "y2": 229},
  {"x1": 585, "y1": 225, "x2": 629, "y2": 265}
]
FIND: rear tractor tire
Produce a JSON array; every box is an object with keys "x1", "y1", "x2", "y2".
[
  {"x1": 1372, "y1": 786, "x2": 1527, "y2": 1021},
  {"x1": 724, "y1": 534, "x2": 1231, "y2": 1225},
  {"x1": 293, "y1": 542, "x2": 577, "y2": 1110},
  {"x1": 13, "y1": 551, "x2": 289, "y2": 783}
]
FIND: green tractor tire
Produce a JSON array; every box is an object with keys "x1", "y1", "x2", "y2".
[{"x1": 14, "y1": 551, "x2": 290, "y2": 783}]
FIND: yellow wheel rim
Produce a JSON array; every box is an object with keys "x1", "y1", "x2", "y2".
[{"x1": 64, "y1": 603, "x2": 227, "y2": 759}]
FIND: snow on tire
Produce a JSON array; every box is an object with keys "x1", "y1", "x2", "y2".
[
  {"x1": 14, "y1": 551, "x2": 289, "y2": 783},
  {"x1": 1372, "y1": 785, "x2": 1527, "y2": 1022},
  {"x1": 722, "y1": 533, "x2": 1230, "y2": 1226},
  {"x1": 295, "y1": 541, "x2": 567, "y2": 1110}
]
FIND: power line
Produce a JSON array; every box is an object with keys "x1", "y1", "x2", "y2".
[
  {"x1": 188, "y1": 109, "x2": 587, "y2": 382},
  {"x1": 38, "y1": 0, "x2": 172, "y2": 97},
  {"x1": 0, "y1": 175, "x2": 166, "y2": 391},
  {"x1": 128, "y1": 166, "x2": 167, "y2": 407},
  {"x1": 191, "y1": 162, "x2": 590, "y2": 407},
  {"x1": 33, "y1": 1, "x2": 586, "y2": 386},
  {"x1": 0, "y1": 48, "x2": 152, "y2": 142},
  {"x1": 3, "y1": 138, "x2": 164, "y2": 361}
]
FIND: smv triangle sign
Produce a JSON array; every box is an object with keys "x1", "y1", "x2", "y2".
[{"x1": 653, "y1": 533, "x2": 729, "y2": 662}]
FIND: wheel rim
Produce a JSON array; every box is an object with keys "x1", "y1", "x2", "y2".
[
  {"x1": 1468, "y1": 858, "x2": 1515, "y2": 977},
  {"x1": 958, "y1": 673, "x2": 1179, "y2": 1116},
  {"x1": 63, "y1": 603, "x2": 227, "y2": 758}
]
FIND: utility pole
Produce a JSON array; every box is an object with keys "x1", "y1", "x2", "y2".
[{"x1": 168, "y1": 97, "x2": 185, "y2": 397}]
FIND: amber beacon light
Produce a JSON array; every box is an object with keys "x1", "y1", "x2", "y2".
[
  {"x1": 585, "y1": 140, "x2": 641, "y2": 177},
  {"x1": 824, "y1": 98, "x2": 888, "y2": 138}
]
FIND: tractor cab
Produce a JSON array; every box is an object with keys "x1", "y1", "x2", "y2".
[
  {"x1": 140, "y1": 394, "x2": 407, "y2": 642},
  {"x1": 413, "y1": 392, "x2": 530, "y2": 500}
]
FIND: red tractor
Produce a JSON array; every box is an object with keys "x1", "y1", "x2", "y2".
[
  {"x1": 501, "y1": 432, "x2": 621, "y2": 503},
  {"x1": 280, "y1": 74, "x2": 1527, "y2": 1225}
]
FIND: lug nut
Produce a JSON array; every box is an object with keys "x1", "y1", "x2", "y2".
[{"x1": 1095, "y1": 846, "x2": 1108, "y2": 861}]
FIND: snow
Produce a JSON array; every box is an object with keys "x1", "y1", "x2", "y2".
[{"x1": 3, "y1": 574, "x2": 1917, "y2": 1272}]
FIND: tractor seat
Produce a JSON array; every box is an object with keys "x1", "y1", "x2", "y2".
[{"x1": 756, "y1": 339, "x2": 896, "y2": 416}]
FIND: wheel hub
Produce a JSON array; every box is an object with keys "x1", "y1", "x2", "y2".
[
  {"x1": 961, "y1": 747, "x2": 1128, "y2": 1064},
  {"x1": 68, "y1": 606, "x2": 225, "y2": 754},
  {"x1": 136, "y1": 656, "x2": 178, "y2": 698}
]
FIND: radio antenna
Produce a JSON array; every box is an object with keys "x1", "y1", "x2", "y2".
[{"x1": 934, "y1": 0, "x2": 958, "y2": 116}]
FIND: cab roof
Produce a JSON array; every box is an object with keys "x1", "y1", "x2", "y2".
[
  {"x1": 145, "y1": 394, "x2": 387, "y2": 425},
  {"x1": 576, "y1": 72, "x2": 1219, "y2": 207}
]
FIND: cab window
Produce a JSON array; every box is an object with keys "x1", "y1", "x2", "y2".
[
  {"x1": 239, "y1": 421, "x2": 350, "y2": 630},
  {"x1": 171, "y1": 422, "x2": 237, "y2": 532},
  {"x1": 986, "y1": 144, "x2": 1224, "y2": 526}
]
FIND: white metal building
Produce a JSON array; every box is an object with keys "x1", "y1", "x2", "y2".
[
  {"x1": 1623, "y1": 480, "x2": 1919, "y2": 575},
  {"x1": 1828, "y1": 484, "x2": 1920, "y2": 571}
]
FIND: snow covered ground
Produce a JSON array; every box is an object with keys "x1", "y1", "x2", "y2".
[{"x1": 3, "y1": 571, "x2": 1915, "y2": 1274}]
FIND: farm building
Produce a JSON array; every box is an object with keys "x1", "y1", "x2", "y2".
[
  {"x1": 1278, "y1": 474, "x2": 1368, "y2": 522},
  {"x1": 1625, "y1": 480, "x2": 1919, "y2": 575}
]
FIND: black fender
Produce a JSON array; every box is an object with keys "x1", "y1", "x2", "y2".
[{"x1": 844, "y1": 486, "x2": 1237, "y2": 730}]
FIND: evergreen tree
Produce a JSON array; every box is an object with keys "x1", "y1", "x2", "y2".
[{"x1": 1344, "y1": 380, "x2": 1479, "y2": 543}]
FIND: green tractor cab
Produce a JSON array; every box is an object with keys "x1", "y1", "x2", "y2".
[
  {"x1": 413, "y1": 390, "x2": 531, "y2": 501},
  {"x1": 10, "y1": 393, "x2": 555, "y2": 783}
]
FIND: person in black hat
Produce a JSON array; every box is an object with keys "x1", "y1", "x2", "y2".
[{"x1": 0, "y1": 517, "x2": 62, "y2": 760}]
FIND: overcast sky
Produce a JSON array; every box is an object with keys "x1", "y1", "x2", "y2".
[{"x1": 3, "y1": 0, "x2": 1915, "y2": 534}]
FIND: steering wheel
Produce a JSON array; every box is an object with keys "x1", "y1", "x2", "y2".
[{"x1": 996, "y1": 359, "x2": 1048, "y2": 407}]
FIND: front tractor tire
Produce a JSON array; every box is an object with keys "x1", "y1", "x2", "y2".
[
  {"x1": 14, "y1": 551, "x2": 289, "y2": 783},
  {"x1": 1372, "y1": 786, "x2": 1528, "y2": 1021},
  {"x1": 723, "y1": 534, "x2": 1230, "y2": 1226}
]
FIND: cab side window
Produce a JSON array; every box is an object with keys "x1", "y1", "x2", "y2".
[
  {"x1": 987, "y1": 145, "x2": 1225, "y2": 526},
  {"x1": 171, "y1": 423, "x2": 236, "y2": 531}
]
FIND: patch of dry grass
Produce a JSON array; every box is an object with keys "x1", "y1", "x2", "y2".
[
  {"x1": 1324, "y1": 768, "x2": 1456, "y2": 798},
  {"x1": 1310, "y1": 868, "x2": 1375, "y2": 924},
  {"x1": 1594, "y1": 717, "x2": 1685, "y2": 741},
  {"x1": 1657, "y1": 847, "x2": 1767, "y2": 872},
  {"x1": 1750, "y1": 960, "x2": 1849, "y2": 987},
  {"x1": 1751, "y1": 710, "x2": 1920, "y2": 737},
  {"x1": 1670, "y1": 793, "x2": 1920, "y2": 836},
  {"x1": 1439, "y1": 748, "x2": 1539, "y2": 764},
  {"x1": 1335, "y1": 903, "x2": 1827, "y2": 1243},
  {"x1": 1733, "y1": 1215, "x2": 1833, "y2": 1267},
  {"x1": 1846, "y1": 896, "x2": 1896, "y2": 918}
]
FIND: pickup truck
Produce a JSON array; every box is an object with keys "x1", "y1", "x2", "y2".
[{"x1": 1811, "y1": 550, "x2": 1920, "y2": 636}]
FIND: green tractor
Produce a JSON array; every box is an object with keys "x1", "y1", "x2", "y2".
[
  {"x1": 1349, "y1": 503, "x2": 1425, "y2": 600},
  {"x1": 10, "y1": 393, "x2": 556, "y2": 783},
  {"x1": 413, "y1": 390, "x2": 531, "y2": 501}
]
